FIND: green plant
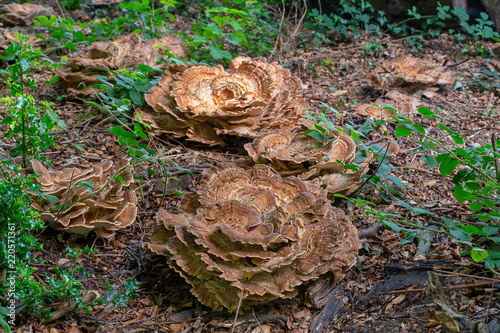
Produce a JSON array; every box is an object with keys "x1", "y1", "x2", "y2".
[
  {"x1": 0, "y1": 306, "x2": 11, "y2": 332},
  {"x1": 34, "y1": 16, "x2": 95, "y2": 52},
  {"x1": 186, "y1": 0, "x2": 277, "y2": 61},
  {"x1": 306, "y1": 0, "x2": 386, "y2": 45},
  {"x1": 452, "y1": 8, "x2": 500, "y2": 40},
  {"x1": 470, "y1": 61, "x2": 500, "y2": 91},
  {"x1": 91, "y1": 0, "x2": 177, "y2": 40},
  {"x1": 61, "y1": 0, "x2": 87, "y2": 11},
  {"x1": 304, "y1": 103, "x2": 403, "y2": 196},
  {"x1": 0, "y1": 34, "x2": 66, "y2": 167},
  {"x1": 100, "y1": 278, "x2": 138, "y2": 307},
  {"x1": 381, "y1": 105, "x2": 500, "y2": 270},
  {"x1": 92, "y1": 65, "x2": 162, "y2": 124}
]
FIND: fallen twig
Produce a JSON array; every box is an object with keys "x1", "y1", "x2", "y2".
[
  {"x1": 357, "y1": 222, "x2": 382, "y2": 239},
  {"x1": 414, "y1": 223, "x2": 439, "y2": 261},
  {"x1": 389, "y1": 281, "x2": 498, "y2": 294},
  {"x1": 41, "y1": 290, "x2": 99, "y2": 324}
]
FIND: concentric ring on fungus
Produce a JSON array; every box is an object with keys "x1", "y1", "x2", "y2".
[
  {"x1": 136, "y1": 56, "x2": 307, "y2": 145},
  {"x1": 144, "y1": 164, "x2": 360, "y2": 312}
]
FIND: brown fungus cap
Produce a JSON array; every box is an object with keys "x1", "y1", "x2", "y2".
[
  {"x1": 245, "y1": 130, "x2": 356, "y2": 173},
  {"x1": 136, "y1": 56, "x2": 307, "y2": 145},
  {"x1": 144, "y1": 164, "x2": 360, "y2": 312},
  {"x1": 0, "y1": 3, "x2": 54, "y2": 26},
  {"x1": 368, "y1": 54, "x2": 454, "y2": 91},
  {"x1": 28, "y1": 159, "x2": 137, "y2": 238},
  {"x1": 56, "y1": 33, "x2": 188, "y2": 96}
]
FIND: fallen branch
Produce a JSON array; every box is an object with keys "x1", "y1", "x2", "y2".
[
  {"x1": 389, "y1": 281, "x2": 498, "y2": 294},
  {"x1": 42, "y1": 290, "x2": 99, "y2": 324},
  {"x1": 413, "y1": 224, "x2": 438, "y2": 261},
  {"x1": 357, "y1": 222, "x2": 382, "y2": 239}
]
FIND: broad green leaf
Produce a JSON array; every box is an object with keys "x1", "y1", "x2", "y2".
[
  {"x1": 459, "y1": 224, "x2": 484, "y2": 235},
  {"x1": 471, "y1": 248, "x2": 488, "y2": 262},
  {"x1": 439, "y1": 156, "x2": 458, "y2": 177},
  {"x1": 475, "y1": 213, "x2": 492, "y2": 221},
  {"x1": 469, "y1": 201, "x2": 483, "y2": 212},
  {"x1": 64, "y1": 42, "x2": 76, "y2": 50},
  {"x1": 208, "y1": 44, "x2": 232, "y2": 60},
  {"x1": 453, "y1": 183, "x2": 468, "y2": 202},
  {"x1": 482, "y1": 225, "x2": 499, "y2": 235},
  {"x1": 417, "y1": 106, "x2": 435, "y2": 118},
  {"x1": 395, "y1": 126, "x2": 412, "y2": 137},
  {"x1": 129, "y1": 89, "x2": 143, "y2": 106},
  {"x1": 421, "y1": 155, "x2": 437, "y2": 169},
  {"x1": 314, "y1": 123, "x2": 326, "y2": 133},
  {"x1": 485, "y1": 258, "x2": 499, "y2": 270},
  {"x1": 46, "y1": 109, "x2": 66, "y2": 130},
  {"x1": 306, "y1": 129, "x2": 325, "y2": 142},
  {"x1": 49, "y1": 76, "x2": 59, "y2": 85},
  {"x1": 383, "y1": 220, "x2": 401, "y2": 233},
  {"x1": 138, "y1": 64, "x2": 154, "y2": 72},
  {"x1": 109, "y1": 126, "x2": 138, "y2": 147},
  {"x1": 450, "y1": 229, "x2": 469, "y2": 241}
]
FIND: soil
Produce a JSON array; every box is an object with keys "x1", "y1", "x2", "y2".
[{"x1": 0, "y1": 1, "x2": 499, "y2": 332}]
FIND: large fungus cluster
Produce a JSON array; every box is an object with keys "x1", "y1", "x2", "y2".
[
  {"x1": 56, "y1": 33, "x2": 187, "y2": 95},
  {"x1": 0, "y1": 3, "x2": 53, "y2": 26},
  {"x1": 355, "y1": 90, "x2": 419, "y2": 120},
  {"x1": 368, "y1": 54, "x2": 454, "y2": 89},
  {"x1": 28, "y1": 159, "x2": 137, "y2": 238},
  {"x1": 145, "y1": 164, "x2": 360, "y2": 311},
  {"x1": 244, "y1": 130, "x2": 369, "y2": 196},
  {"x1": 136, "y1": 56, "x2": 307, "y2": 145}
]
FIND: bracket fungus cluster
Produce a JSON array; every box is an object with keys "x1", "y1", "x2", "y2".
[
  {"x1": 56, "y1": 33, "x2": 187, "y2": 95},
  {"x1": 368, "y1": 54, "x2": 454, "y2": 97},
  {"x1": 244, "y1": 130, "x2": 368, "y2": 196},
  {"x1": 355, "y1": 90, "x2": 419, "y2": 120},
  {"x1": 28, "y1": 159, "x2": 137, "y2": 238},
  {"x1": 145, "y1": 164, "x2": 360, "y2": 311},
  {"x1": 136, "y1": 56, "x2": 307, "y2": 145},
  {"x1": 0, "y1": 3, "x2": 53, "y2": 26}
]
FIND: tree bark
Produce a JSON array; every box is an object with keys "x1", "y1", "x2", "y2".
[{"x1": 481, "y1": 0, "x2": 500, "y2": 32}]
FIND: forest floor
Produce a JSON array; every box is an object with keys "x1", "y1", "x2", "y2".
[{"x1": 1, "y1": 1, "x2": 499, "y2": 333}]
